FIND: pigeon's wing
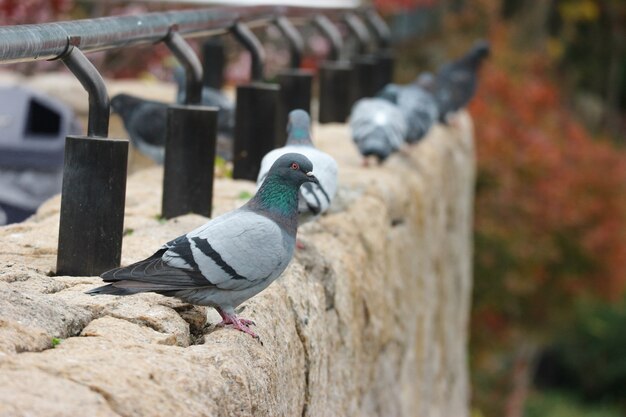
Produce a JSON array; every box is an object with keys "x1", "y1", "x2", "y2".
[
  {"x1": 98, "y1": 247, "x2": 209, "y2": 292},
  {"x1": 97, "y1": 210, "x2": 291, "y2": 293},
  {"x1": 398, "y1": 86, "x2": 439, "y2": 142},
  {"x1": 350, "y1": 99, "x2": 407, "y2": 150},
  {"x1": 127, "y1": 103, "x2": 168, "y2": 147},
  {"x1": 168, "y1": 209, "x2": 292, "y2": 291},
  {"x1": 201, "y1": 88, "x2": 236, "y2": 133}
]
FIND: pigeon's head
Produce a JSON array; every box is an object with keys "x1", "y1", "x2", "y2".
[
  {"x1": 269, "y1": 153, "x2": 318, "y2": 186},
  {"x1": 376, "y1": 84, "x2": 400, "y2": 103},
  {"x1": 110, "y1": 94, "x2": 141, "y2": 115},
  {"x1": 471, "y1": 40, "x2": 491, "y2": 60},
  {"x1": 286, "y1": 110, "x2": 312, "y2": 144},
  {"x1": 415, "y1": 72, "x2": 436, "y2": 92}
]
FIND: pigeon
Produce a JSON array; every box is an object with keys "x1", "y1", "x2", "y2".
[
  {"x1": 349, "y1": 98, "x2": 408, "y2": 163},
  {"x1": 87, "y1": 153, "x2": 319, "y2": 340},
  {"x1": 434, "y1": 39, "x2": 490, "y2": 124},
  {"x1": 111, "y1": 94, "x2": 167, "y2": 164},
  {"x1": 173, "y1": 66, "x2": 235, "y2": 137},
  {"x1": 377, "y1": 72, "x2": 439, "y2": 144},
  {"x1": 257, "y1": 110, "x2": 338, "y2": 224},
  {"x1": 111, "y1": 93, "x2": 233, "y2": 163}
]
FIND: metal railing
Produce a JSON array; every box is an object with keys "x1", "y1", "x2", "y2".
[{"x1": 0, "y1": 5, "x2": 393, "y2": 276}]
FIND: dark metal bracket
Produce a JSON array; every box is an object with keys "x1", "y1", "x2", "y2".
[
  {"x1": 56, "y1": 44, "x2": 129, "y2": 276},
  {"x1": 343, "y1": 12, "x2": 371, "y2": 55},
  {"x1": 363, "y1": 9, "x2": 391, "y2": 50},
  {"x1": 230, "y1": 21, "x2": 265, "y2": 82},
  {"x1": 312, "y1": 14, "x2": 343, "y2": 61},
  {"x1": 273, "y1": 16, "x2": 304, "y2": 69},
  {"x1": 165, "y1": 28, "x2": 203, "y2": 105},
  {"x1": 60, "y1": 44, "x2": 109, "y2": 138}
]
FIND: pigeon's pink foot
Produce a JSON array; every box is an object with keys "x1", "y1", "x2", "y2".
[
  {"x1": 238, "y1": 318, "x2": 256, "y2": 327},
  {"x1": 215, "y1": 308, "x2": 260, "y2": 340},
  {"x1": 362, "y1": 158, "x2": 370, "y2": 167},
  {"x1": 296, "y1": 239, "x2": 306, "y2": 250},
  {"x1": 448, "y1": 113, "x2": 461, "y2": 128},
  {"x1": 228, "y1": 317, "x2": 260, "y2": 339}
]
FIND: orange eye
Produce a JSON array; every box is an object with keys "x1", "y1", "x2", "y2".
[{"x1": 290, "y1": 162, "x2": 299, "y2": 170}]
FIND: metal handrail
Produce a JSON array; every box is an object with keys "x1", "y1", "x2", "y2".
[
  {"x1": 0, "y1": 4, "x2": 392, "y2": 277},
  {"x1": 0, "y1": 6, "x2": 351, "y2": 65}
]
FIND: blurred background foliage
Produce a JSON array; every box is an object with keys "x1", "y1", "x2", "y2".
[
  {"x1": 1, "y1": 0, "x2": 625, "y2": 416},
  {"x1": 402, "y1": 1, "x2": 626, "y2": 416}
]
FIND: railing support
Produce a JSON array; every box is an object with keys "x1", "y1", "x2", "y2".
[
  {"x1": 165, "y1": 29, "x2": 203, "y2": 105},
  {"x1": 313, "y1": 14, "x2": 355, "y2": 124},
  {"x1": 56, "y1": 47, "x2": 128, "y2": 276},
  {"x1": 230, "y1": 21, "x2": 265, "y2": 82},
  {"x1": 363, "y1": 8, "x2": 391, "y2": 49},
  {"x1": 162, "y1": 105, "x2": 218, "y2": 219},
  {"x1": 313, "y1": 14, "x2": 343, "y2": 61},
  {"x1": 344, "y1": 12, "x2": 382, "y2": 99},
  {"x1": 230, "y1": 21, "x2": 279, "y2": 180},
  {"x1": 274, "y1": 16, "x2": 313, "y2": 147},
  {"x1": 363, "y1": 9, "x2": 395, "y2": 91},
  {"x1": 163, "y1": 30, "x2": 217, "y2": 219},
  {"x1": 201, "y1": 37, "x2": 226, "y2": 90}
]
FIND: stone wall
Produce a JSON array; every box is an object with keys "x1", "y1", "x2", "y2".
[{"x1": 0, "y1": 112, "x2": 474, "y2": 417}]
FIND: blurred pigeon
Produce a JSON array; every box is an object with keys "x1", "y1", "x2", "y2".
[
  {"x1": 257, "y1": 110, "x2": 338, "y2": 224},
  {"x1": 111, "y1": 93, "x2": 233, "y2": 163},
  {"x1": 349, "y1": 98, "x2": 408, "y2": 163},
  {"x1": 434, "y1": 40, "x2": 490, "y2": 124},
  {"x1": 111, "y1": 94, "x2": 167, "y2": 164},
  {"x1": 174, "y1": 66, "x2": 235, "y2": 137},
  {"x1": 87, "y1": 153, "x2": 319, "y2": 340},
  {"x1": 377, "y1": 72, "x2": 439, "y2": 143}
]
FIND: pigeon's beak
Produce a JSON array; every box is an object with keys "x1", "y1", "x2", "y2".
[{"x1": 306, "y1": 171, "x2": 319, "y2": 184}]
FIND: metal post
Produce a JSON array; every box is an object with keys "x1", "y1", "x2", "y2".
[
  {"x1": 201, "y1": 37, "x2": 226, "y2": 90},
  {"x1": 165, "y1": 29, "x2": 203, "y2": 104},
  {"x1": 274, "y1": 16, "x2": 312, "y2": 146},
  {"x1": 352, "y1": 55, "x2": 381, "y2": 99},
  {"x1": 233, "y1": 84, "x2": 280, "y2": 180},
  {"x1": 56, "y1": 46, "x2": 128, "y2": 276},
  {"x1": 343, "y1": 12, "x2": 371, "y2": 55},
  {"x1": 363, "y1": 8, "x2": 391, "y2": 49},
  {"x1": 312, "y1": 14, "x2": 343, "y2": 61},
  {"x1": 362, "y1": 9, "x2": 395, "y2": 90},
  {"x1": 343, "y1": 12, "x2": 383, "y2": 99},
  {"x1": 312, "y1": 14, "x2": 356, "y2": 123},
  {"x1": 163, "y1": 30, "x2": 218, "y2": 218},
  {"x1": 230, "y1": 21, "x2": 265, "y2": 81},
  {"x1": 318, "y1": 61, "x2": 353, "y2": 123},
  {"x1": 162, "y1": 105, "x2": 218, "y2": 218},
  {"x1": 230, "y1": 21, "x2": 280, "y2": 180},
  {"x1": 274, "y1": 15, "x2": 304, "y2": 68}
]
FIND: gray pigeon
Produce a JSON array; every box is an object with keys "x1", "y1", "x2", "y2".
[
  {"x1": 111, "y1": 94, "x2": 167, "y2": 164},
  {"x1": 173, "y1": 66, "x2": 235, "y2": 137},
  {"x1": 257, "y1": 110, "x2": 338, "y2": 224},
  {"x1": 434, "y1": 39, "x2": 490, "y2": 124},
  {"x1": 111, "y1": 93, "x2": 233, "y2": 163},
  {"x1": 87, "y1": 153, "x2": 319, "y2": 340},
  {"x1": 349, "y1": 98, "x2": 408, "y2": 163},
  {"x1": 377, "y1": 73, "x2": 439, "y2": 143}
]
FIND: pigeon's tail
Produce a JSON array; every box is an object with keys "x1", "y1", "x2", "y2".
[
  {"x1": 85, "y1": 283, "x2": 140, "y2": 296},
  {"x1": 358, "y1": 136, "x2": 392, "y2": 161}
]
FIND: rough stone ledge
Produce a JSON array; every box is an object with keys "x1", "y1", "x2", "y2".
[{"x1": 0, "y1": 114, "x2": 474, "y2": 417}]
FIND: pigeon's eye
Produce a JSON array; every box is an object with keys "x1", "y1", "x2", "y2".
[{"x1": 290, "y1": 162, "x2": 299, "y2": 170}]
